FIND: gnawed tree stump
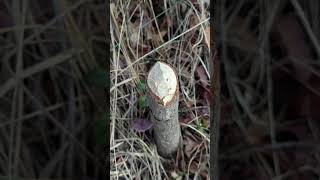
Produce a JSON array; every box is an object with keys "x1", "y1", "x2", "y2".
[{"x1": 147, "y1": 61, "x2": 181, "y2": 157}]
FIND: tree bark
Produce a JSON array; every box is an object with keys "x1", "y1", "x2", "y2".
[{"x1": 147, "y1": 61, "x2": 181, "y2": 157}]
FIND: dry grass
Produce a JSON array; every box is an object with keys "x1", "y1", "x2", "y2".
[
  {"x1": 217, "y1": 0, "x2": 320, "y2": 179},
  {"x1": 0, "y1": 0, "x2": 106, "y2": 178},
  {"x1": 110, "y1": 0, "x2": 210, "y2": 179}
]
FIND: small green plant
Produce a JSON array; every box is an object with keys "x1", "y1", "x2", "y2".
[
  {"x1": 137, "y1": 80, "x2": 147, "y2": 110},
  {"x1": 138, "y1": 95, "x2": 147, "y2": 109},
  {"x1": 137, "y1": 80, "x2": 146, "y2": 92},
  {"x1": 195, "y1": 119, "x2": 204, "y2": 131}
]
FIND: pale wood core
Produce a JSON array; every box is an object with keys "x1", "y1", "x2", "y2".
[{"x1": 147, "y1": 62, "x2": 177, "y2": 106}]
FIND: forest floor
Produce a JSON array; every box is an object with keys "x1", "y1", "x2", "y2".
[
  {"x1": 0, "y1": 0, "x2": 106, "y2": 178},
  {"x1": 110, "y1": 0, "x2": 211, "y2": 179},
  {"x1": 218, "y1": 0, "x2": 320, "y2": 179}
]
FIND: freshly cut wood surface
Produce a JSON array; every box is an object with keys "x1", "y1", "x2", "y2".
[{"x1": 147, "y1": 61, "x2": 177, "y2": 106}]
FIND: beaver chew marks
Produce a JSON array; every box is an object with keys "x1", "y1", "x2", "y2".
[{"x1": 147, "y1": 61, "x2": 177, "y2": 106}]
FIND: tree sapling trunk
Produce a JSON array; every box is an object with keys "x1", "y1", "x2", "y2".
[{"x1": 147, "y1": 61, "x2": 181, "y2": 157}]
